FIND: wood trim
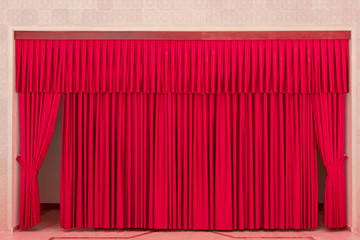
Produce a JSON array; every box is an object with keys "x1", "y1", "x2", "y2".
[{"x1": 14, "y1": 31, "x2": 351, "y2": 40}]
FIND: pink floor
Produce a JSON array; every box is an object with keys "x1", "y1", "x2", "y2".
[{"x1": 0, "y1": 210, "x2": 360, "y2": 240}]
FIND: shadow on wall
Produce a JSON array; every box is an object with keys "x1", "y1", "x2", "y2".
[{"x1": 38, "y1": 97, "x2": 63, "y2": 204}]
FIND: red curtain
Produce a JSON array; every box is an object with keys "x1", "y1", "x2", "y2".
[
  {"x1": 312, "y1": 93, "x2": 347, "y2": 228},
  {"x1": 18, "y1": 93, "x2": 61, "y2": 228},
  {"x1": 16, "y1": 39, "x2": 348, "y2": 94},
  {"x1": 15, "y1": 39, "x2": 348, "y2": 229},
  {"x1": 61, "y1": 93, "x2": 318, "y2": 230}
]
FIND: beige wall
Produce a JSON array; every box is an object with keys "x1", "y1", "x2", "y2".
[{"x1": 1, "y1": 0, "x2": 359, "y2": 232}]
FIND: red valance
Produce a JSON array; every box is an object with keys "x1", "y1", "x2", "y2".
[{"x1": 16, "y1": 39, "x2": 348, "y2": 93}]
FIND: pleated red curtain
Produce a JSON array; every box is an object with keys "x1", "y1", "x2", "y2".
[
  {"x1": 61, "y1": 93, "x2": 318, "y2": 230},
  {"x1": 18, "y1": 93, "x2": 61, "y2": 228},
  {"x1": 312, "y1": 93, "x2": 347, "y2": 228},
  {"x1": 15, "y1": 39, "x2": 348, "y2": 229},
  {"x1": 16, "y1": 39, "x2": 348, "y2": 94}
]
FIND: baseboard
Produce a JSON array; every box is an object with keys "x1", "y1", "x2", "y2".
[
  {"x1": 346, "y1": 225, "x2": 353, "y2": 232},
  {"x1": 12, "y1": 225, "x2": 19, "y2": 232}
]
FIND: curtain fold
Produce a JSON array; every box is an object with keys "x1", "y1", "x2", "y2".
[
  {"x1": 18, "y1": 92, "x2": 61, "y2": 228},
  {"x1": 16, "y1": 40, "x2": 348, "y2": 94},
  {"x1": 312, "y1": 93, "x2": 347, "y2": 228},
  {"x1": 15, "y1": 38, "x2": 349, "y2": 230},
  {"x1": 61, "y1": 92, "x2": 318, "y2": 230}
]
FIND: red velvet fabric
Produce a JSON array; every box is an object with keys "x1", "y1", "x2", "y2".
[
  {"x1": 15, "y1": 39, "x2": 348, "y2": 229},
  {"x1": 18, "y1": 93, "x2": 61, "y2": 228},
  {"x1": 16, "y1": 39, "x2": 348, "y2": 94},
  {"x1": 61, "y1": 93, "x2": 318, "y2": 229},
  {"x1": 312, "y1": 93, "x2": 347, "y2": 228}
]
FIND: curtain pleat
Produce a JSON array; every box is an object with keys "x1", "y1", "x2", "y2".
[
  {"x1": 18, "y1": 92, "x2": 61, "y2": 228},
  {"x1": 16, "y1": 38, "x2": 348, "y2": 230},
  {"x1": 16, "y1": 40, "x2": 348, "y2": 94},
  {"x1": 312, "y1": 93, "x2": 347, "y2": 228},
  {"x1": 61, "y1": 93, "x2": 318, "y2": 230}
]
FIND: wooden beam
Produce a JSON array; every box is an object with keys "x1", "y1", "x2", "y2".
[{"x1": 14, "y1": 31, "x2": 351, "y2": 40}]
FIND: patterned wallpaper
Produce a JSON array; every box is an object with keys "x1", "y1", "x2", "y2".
[{"x1": 0, "y1": 0, "x2": 359, "y2": 232}]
